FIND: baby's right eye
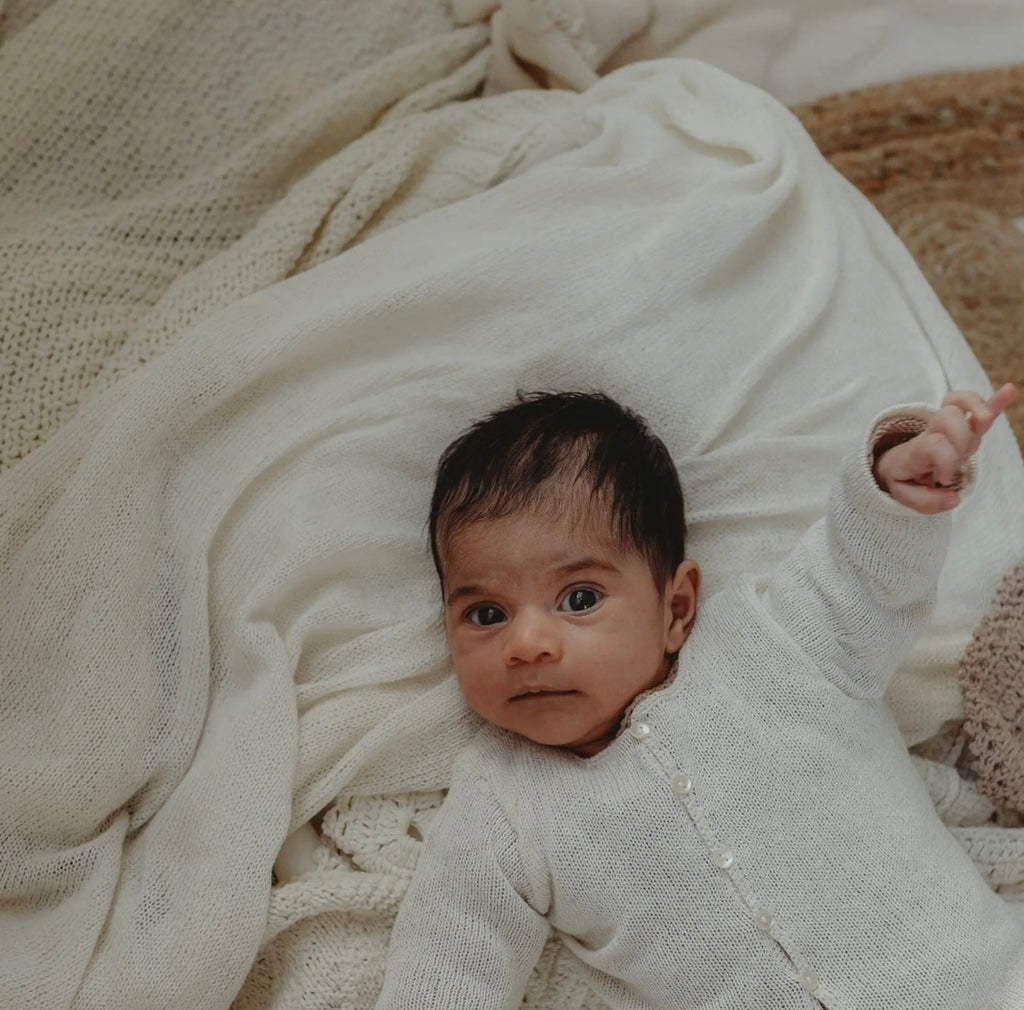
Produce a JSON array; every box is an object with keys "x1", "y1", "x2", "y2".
[{"x1": 467, "y1": 604, "x2": 507, "y2": 627}]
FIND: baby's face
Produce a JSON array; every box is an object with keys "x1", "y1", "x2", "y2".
[{"x1": 440, "y1": 507, "x2": 697, "y2": 757}]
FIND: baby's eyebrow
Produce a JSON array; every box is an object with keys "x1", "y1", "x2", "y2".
[
  {"x1": 555, "y1": 557, "x2": 620, "y2": 578},
  {"x1": 445, "y1": 584, "x2": 486, "y2": 607}
]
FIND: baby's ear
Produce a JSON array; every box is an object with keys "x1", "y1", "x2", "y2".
[{"x1": 665, "y1": 560, "x2": 701, "y2": 653}]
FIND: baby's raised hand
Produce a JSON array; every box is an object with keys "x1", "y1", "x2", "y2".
[{"x1": 874, "y1": 383, "x2": 1017, "y2": 514}]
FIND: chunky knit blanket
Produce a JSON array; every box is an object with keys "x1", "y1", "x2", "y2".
[
  {"x1": 960, "y1": 562, "x2": 1024, "y2": 820},
  {"x1": 3, "y1": 3, "x2": 1024, "y2": 1009}
]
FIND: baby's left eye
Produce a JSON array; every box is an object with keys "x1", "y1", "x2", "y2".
[{"x1": 558, "y1": 588, "x2": 601, "y2": 613}]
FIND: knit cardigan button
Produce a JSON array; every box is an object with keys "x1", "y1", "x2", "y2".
[
  {"x1": 670, "y1": 772, "x2": 693, "y2": 796},
  {"x1": 798, "y1": 967, "x2": 820, "y2": 993},
  {"x1": 629, "y1": 722, "x2": 651, "y2": 740}
]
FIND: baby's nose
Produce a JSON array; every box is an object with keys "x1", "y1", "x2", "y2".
[{"x1": 503, "y1": 608, "x2": 563, "y2": 665}]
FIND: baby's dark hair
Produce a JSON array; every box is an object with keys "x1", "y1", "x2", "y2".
[{"x1": 429, "y1": 391, "x2": 686, "y2": 586}]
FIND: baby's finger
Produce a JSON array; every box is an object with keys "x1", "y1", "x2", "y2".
[
  {"x1": 943, "y1": 384, "x2": 1016, "y2": 440},
  {"x1": 984, "y1": 383, "x2": 1018, "y2": 428},
  {"x1": 890, "y1": 480, "x2": 959, "y2": 515},
  {"x1": 923, "y1": 406, "x2": 977, "y2": 460},
  {"x1": 913, "y1": 432, "x2": 964, "y2": 487},
  {"x1": 942, "y1": 389, "x2": 991, "y2": 417},
  {"x1": 939, "y1": 390, "x2": 990, "y2": 455}
]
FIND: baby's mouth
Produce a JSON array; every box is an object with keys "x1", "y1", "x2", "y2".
[{"x1": 511, "y1": 688, "x2": 577, "y2": 701}]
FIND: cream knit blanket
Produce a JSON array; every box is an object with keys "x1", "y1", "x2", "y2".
[
  {"x1": 3, "y1": 29, "x2": 1024, "y2": 1010},
  {"x1": 0, "y1": 0, "x2": 562, "y2": 473}
]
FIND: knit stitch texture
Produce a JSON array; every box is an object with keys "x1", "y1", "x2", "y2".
[{"x1": 960, "y1": 561, "x2": 1024, "y2": 817}]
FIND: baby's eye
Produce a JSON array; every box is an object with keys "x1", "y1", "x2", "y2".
[
  {"x1": 558, "y1": 587, "x2": 601, "y2": 613},
  {"x1": 467, "y1": 604, "x2": 507, "y2": 627}
]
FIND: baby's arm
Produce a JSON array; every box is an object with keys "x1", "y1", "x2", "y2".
[
  {"x1": 873, "y1": 384, "x2": 1016, "y2": 513},
  {"x1": 763, "y1": 385, "x2": 1014, "y2": 698},
  {"x1": 375, "y1": 762, "x2": 550, "y2": 1010}
]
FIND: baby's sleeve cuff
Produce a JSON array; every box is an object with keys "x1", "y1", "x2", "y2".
[{"x1": 867, "y1": 403, "x2": 976, "y2": 496}]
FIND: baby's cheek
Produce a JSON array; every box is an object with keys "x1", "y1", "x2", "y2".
[{"x1": 451, "y1": 651, "x2": 491, "y2": 703}]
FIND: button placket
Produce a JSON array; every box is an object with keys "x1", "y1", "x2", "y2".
[
  {"x1": 754, "y1": 907, "x2": 776, "y2": 934},
  {"x1": 798, "y1": 966, "x2": 820, "y2": 994},
  {"x1": 656, "y1": 737, "x2": 814, "y2": 1001},
  {"x1": 670, "y1": 771, "x2": 692, "y2": 796},
  {"x1": 628, "y1": 721, "x2": 651, "y2": 741},
  {"x1": 663, "y1": 756, "x2": 739, "y2": 879}
]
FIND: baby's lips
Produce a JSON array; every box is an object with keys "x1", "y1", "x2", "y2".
[{"x1": 510, "y1": 686, "x2": 575, "y2": 700}]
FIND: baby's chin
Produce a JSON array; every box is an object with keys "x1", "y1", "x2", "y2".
[{"x1": 515, "y1": 718, "x2": 621, "y2": 757}]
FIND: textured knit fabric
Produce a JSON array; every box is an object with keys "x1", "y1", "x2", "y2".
[
  {"x1": 959, "y1": 561, "x2": 1024, "y2": 817},
  {"x1": 4, "y1": 58, "x2": 1024, "y2": 1010},
  {"x1": 376, "y1": 417, "x2": 1024, "y2": 1010},
  {"x1": 0, "y1": 0, "x2": 558, "y2": 474}
]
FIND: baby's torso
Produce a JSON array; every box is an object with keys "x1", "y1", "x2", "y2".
[{"x1": 485, "y1": 586, "x2": 1023, "y2": 1009}]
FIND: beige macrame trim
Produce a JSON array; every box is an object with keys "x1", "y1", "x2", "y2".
[{"x1": 958, "y1": 561, "x2": 1024, "y2": 817}]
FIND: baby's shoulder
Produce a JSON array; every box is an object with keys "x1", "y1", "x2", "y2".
[
  {"x1": 451, "y1": 725, "x2": 568, "y2": 809},
  {"x1": 441, "y1": 727, "x2": 540, "y2": 839},
  {"x1": 454, "y1": 722, "x2": 538, "y2": 780}
]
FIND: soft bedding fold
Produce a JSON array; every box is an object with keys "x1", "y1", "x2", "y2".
[{"x1": 454, "y1": 0, "x2": 1024, "y2": 103}]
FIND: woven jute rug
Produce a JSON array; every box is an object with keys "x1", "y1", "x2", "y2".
[{"x1": 795, "y1": 64, "x2": 1024, "y2": 452}]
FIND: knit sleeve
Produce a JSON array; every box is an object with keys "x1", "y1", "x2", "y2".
[
  {"x1": 762, "y1": 405, "x2": 954, "y2": 699},
  {"x1": 374, "y1": 757, "x2": 551, "y2": 1010}
]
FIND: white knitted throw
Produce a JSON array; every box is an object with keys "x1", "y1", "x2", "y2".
[{"x1": 3, "y1": 47, "x2": 1024, "y2": 1010}]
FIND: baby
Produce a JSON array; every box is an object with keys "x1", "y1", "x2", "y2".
[{"x1": 376, "y1": 385, "x2": 1023, "y2": 1009}]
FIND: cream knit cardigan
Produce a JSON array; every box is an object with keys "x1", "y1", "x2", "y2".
[{"x1": 376, "y1": 414, "x2": 1024, "y2": 1010}]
